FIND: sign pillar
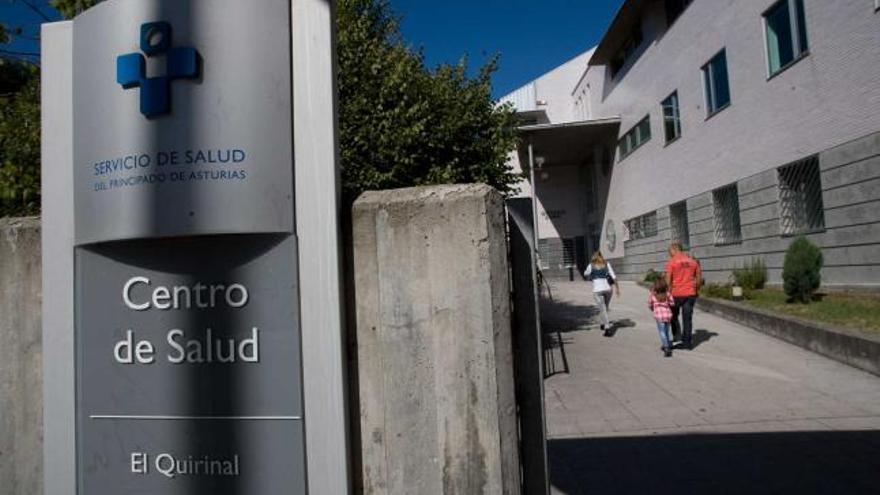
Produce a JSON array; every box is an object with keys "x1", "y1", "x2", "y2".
[{"x1": 42, "y1": 0, "x2": 349, "y2": 493}]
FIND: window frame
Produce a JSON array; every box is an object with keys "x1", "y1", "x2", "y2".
[
  {"x1": 777, "y1": 155, "x2": 826, "y2": 237},
  {"x1": 669, "y1": 201, "x2": 690, "y2": 249},
  {"x1": 661, "y1": 90, "x2": 682, "y2": 145},
  {"x1": 702, "y1": 49, "x2": 731, "y2": 118},
  {"x1": 712, "y1": 184, "x2": 743, "y2": 246},
  {"x1": 763, "y1": 0, "x2": 810, "y2": 79},
  {"x1": 617, "y1": 115, "x2": 652, "y2": 161},
  {"x1": 625, "y1": 211, "x2": 659, "y2": 241}
]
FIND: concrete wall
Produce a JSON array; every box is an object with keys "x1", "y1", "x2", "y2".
[
  {"x1": 569, "y1": 0, "x2": 880, "y2": 260},
  {"x1": 352, "y1": 184, "x2": 520, "y2": 494},
  {"x1": 0, "y1": 217, "x2": 42, "y2": 494},
  {"x1": 615, "y1": 131, "x2": 880, "y2": 288}
]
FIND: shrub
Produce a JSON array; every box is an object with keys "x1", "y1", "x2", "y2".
[
  {"x1": 701, "y1": 283, "x2": 733, "y2": 300},
  {"x1": 782, "y1": 236, "x2": 823, "y2": 303},
  {"x1": 732, "y1": 258, "x2": 767, "y2": 291},
  {"x1": 644, "y1": 269, "x2": 664, "y2": 284}
]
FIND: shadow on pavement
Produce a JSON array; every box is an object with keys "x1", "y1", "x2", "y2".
[
  {"x1": 540, "y1": 296, "x2": 600, "y2": 333},
  {"x1": 692, "y1": 329, "x2": 719, "y2": 349},
  {"x1": 549, "y1": 430, "x2": 880, "y2": 495}
]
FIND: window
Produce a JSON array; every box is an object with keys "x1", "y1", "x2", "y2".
[
  {"x1": 618, "y1": 115, "x2": 651, "y2": 160},
  {"x1": 562, "y1": 238, "x2": 576, "y2": 267},
  {"x1": 669, "y1": 201, "x2": 690, "y2": 248},
  {"x1": 713, "y1": 184, "x2": 743, "y2": 244},
  {"x1": 610, "y1": 27, "x2": 644, "y2": 78},
  {"x1": 702, "y1": 50, "x2": 731, "y2": 116},
  {"x1": 537, "y1": 238, "x2": 575, "y2": 269},
  {"x1": 661, "y1": 92, "x2": 682, "y2": 143},
  {"x1": 537, "y1": 239, "x2": 550, "y2": 270},
  {"x1": 625, "y1": 211, "x2": 658, "y2": 241},
  {"x1": 778, "y1": 156, "x2": 825, "y2": 235},
  {"x1": 764, "y1": 0, "x2": 809, "y2": 76},
  {"x1": 665, "y1": 0, "x2": 693, "y2": 26}
]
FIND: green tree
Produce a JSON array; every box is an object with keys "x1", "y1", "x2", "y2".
[
  {"x1": 337, "y1": 0, "x2": 518, "y2": 202},
  {"x1": 0, "y1": 57, "x2": 41, "y2": 216},
  {"x1": 782, "y1": 236, "x2": 823, "y2": 303},
  {"x1": 49, "y1": 0, "x2": 96, "y2": 19},
  {"x1": 30, "y1": 0, "x2": 520, "y2": 211}
]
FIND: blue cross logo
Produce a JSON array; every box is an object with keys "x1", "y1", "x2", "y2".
[{"x1": 117, "y1": 22, "x2": 200, "y2": 118}]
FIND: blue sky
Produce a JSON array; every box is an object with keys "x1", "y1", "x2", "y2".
[
  {"x1": 1, "y1": 0, "x2": 623, "y2": 98},
  {"x1": 392, "y1": 0, "x2": 623, "y2": 98}
]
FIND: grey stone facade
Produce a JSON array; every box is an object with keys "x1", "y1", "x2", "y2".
[
  {"x1": 502, "y1": 0, "x2": 880, "y2": 289},
  {"x1": 615, "y1": 131, "x2": 880, "y2": 288}
]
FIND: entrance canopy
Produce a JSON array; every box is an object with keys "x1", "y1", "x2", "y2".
[{"x1": 517, "y1": 117, "x2": 621, "y2": 170}]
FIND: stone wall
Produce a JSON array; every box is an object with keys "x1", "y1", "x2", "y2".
[
  {"x1": 615, "y1": 131, "x2": 880, "y2": 289},
  {"x1": 0, "y1": 217, "x2": 42, "y2": 494},
  {"x1": 352, "y1": 184, "x2": 520, "y2": 494}
]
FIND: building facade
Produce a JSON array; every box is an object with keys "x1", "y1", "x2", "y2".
[{"x1": 501, "y1": 0, "x2": 880, "y2": 288}]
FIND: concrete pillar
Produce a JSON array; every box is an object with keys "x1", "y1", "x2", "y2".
[
  {"x1": 0, "y1": 217, "x2": 43, "y2": 495},
  {"x1": 352, "y1": 184, "x2": 520, "y2": 494}
]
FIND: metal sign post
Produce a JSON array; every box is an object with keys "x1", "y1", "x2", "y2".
[{"x1": 42, "y1": 0, "x2": 349, "y2": 492}]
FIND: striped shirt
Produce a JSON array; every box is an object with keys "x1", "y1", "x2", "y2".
[{"x1": 648, "y1": 293, "x2": 675, "y2": 322}]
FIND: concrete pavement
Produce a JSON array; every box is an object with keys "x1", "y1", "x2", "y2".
[{"x1": 541, "y1": 281, "x2": 880, "y2": 495}]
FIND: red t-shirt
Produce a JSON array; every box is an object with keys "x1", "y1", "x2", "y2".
[{"x1": 665, "y1": 253, "x2": 700, "y2": 297}]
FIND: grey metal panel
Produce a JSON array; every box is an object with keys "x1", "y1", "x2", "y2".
[
  {"x1": 41, "y1": 20, "x2": 76, "y2": 495},
  {"x1": 74, "y1": 236, "x2": 306, "y2": 494},
  {"x1": 291, "y1": 0, "x2": 352, "y2": 493},
  {"x1": 507, "y1": 198, "x2": 550, "y2": 495},
  {"x1": 72, "y1": 0, "x2": 294, "y2": 244}
]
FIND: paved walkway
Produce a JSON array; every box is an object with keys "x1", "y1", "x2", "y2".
[{"x1": 541, "y1": 281, "x2": 880, "y2": 495}]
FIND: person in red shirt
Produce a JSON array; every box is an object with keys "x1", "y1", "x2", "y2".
[{"x1": 664, "y1": 242, "x2": 702, "y2": 349}]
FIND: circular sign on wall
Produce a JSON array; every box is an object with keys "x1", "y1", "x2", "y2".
[{"x1": 605, "y1": 219, "x2": 617, "y2": 252}]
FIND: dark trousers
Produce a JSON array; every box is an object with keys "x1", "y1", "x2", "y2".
[{"x1": 671, "y1": 296, "x2": 697, "y2": 344}]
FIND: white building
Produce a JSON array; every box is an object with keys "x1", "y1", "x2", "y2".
[{"x1": 501, "y1": 0, "x2": 880, "y2": 289}]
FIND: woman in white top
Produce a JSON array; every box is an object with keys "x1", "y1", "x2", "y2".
[{"x1": 584, "y1": 251, "x2": 621, "y2": 336}]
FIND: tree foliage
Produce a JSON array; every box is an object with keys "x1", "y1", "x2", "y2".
[
  {"x1": 0, "y1": 59, "x2": 40, "y2": 216},
  {"x1": 337, "y1": 0, "x2": 518, "y2": 202},
  {"x1": 2, "y1": 0, "x2": 520, "y2": 217},
  {"x1": 50, "y1": 0, "x2": 97, "y2": 19},
  {"x1": 782, "y1": 236, "x2": 823, "y2": 303}
]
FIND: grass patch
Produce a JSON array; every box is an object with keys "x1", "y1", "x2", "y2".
[{"x1": 743, "y1": 289, "x2": 880, "y2": 334}]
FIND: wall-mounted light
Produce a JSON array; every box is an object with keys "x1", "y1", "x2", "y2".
[{"x1": 534, "y1": 156, "x2": 546, "y2": 169}]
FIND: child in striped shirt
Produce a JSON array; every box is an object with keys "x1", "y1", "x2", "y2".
[{"x1": 648, "y1": 278, "x2": 675, "y2": 357}]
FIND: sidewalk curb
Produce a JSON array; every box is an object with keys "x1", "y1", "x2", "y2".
[{"x1": 696, "y1": 296, "x2": 880, "y2": 377}]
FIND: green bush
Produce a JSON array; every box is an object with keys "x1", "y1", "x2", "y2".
[
  {"x1": 732, "y1": 258, "x2": 767, "y2": 291},
  {"x1": 701, "y1": 283, "x2": 733, "y2": 300},
  {"x1": 782, "y1": 236, "x2": 823, "y2": 303},
  {"x1": 644, "y1": 269, "x2": 664, "y2": 284}
]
